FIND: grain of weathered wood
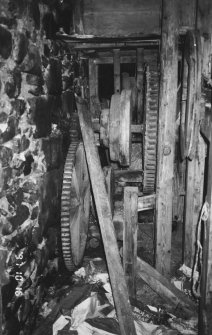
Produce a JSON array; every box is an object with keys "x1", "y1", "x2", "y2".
[
  {"x1": 138, "y1": 194, "x2": 155, "y2": 212},
  {"x1": 76, "y1": 98, "x2": 136, "y2": 335},
  {"x1": 104, "y1": 166, "x2": 114, "y2": 215},
  {"x1": 123, "y1": 187, "x2": 138, "y2": 298},
  {"x1": 183, "y1": 32, "x2": 205, "y2": 268},
  {"x1": 89, "y1": 58, "x2": 99, "y2": 116},
  {"x1": 179, "y1": 0, "x2": 196, "y2": 33},
  {"x1": 119, "y1": 89, "x2": 132, "y2": 166},
  {"x1": 80, "y1": 0, "x2": 161, "y2": 37},
  {"x1": 131, "y1": 124, "x2": 143, "y2": 133},
  {"x1": 136, "y1": 257, "x2": 197, "y2": 319},
  {"x1": 115, "y1": 169, "x2": 143, "y2": 184},
  {"x1": 198, "y1": 4, "x2": 212, "y2": 332},
  {"x1": 109, "y1": 93, "x2": 121, "y2": 161},
  {"x1": 184, "y1": 135, "x2": 206, "y2": 267},
  {"x1": 201, "y1": 123, "x2": 212, "y2": 335},
  {"x1": 155, "y1": 0, "x2": 179, "y2": 276}
]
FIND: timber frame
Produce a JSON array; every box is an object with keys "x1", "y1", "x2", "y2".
[{"x1": 58, "y1": 1, "x2": 212, "y2": 333}]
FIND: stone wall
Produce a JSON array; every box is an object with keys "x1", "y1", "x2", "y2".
[{"x1": 0, "y1": 1, "x2": 76, "y2": 334}]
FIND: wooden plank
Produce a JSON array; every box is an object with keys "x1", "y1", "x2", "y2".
[
  {"x1": 184, "y1": 135, "x2": 206, "y2": 267},
  {"x1": 89, "y1": 58, "x2": 99, "y2": 116},
  {"x1": 104, "y1": 166, "x2": 114, "y2": 215},
  {"x1": 123, "y1": 187, "x2": 138, "y2": 298},
  {"x1": 179, "y1": 0, "x2": 196, "y2": 33},
  {"x1": 109, "y1": 93, "x2": 121, "y2": 161},
  {"x1": 197, "y1": 3, "x2": 212, "y2": 333},
  {"x1": 183, "y1": 31, "x2": 204, "y2": 266},
  {"x1": 113, "y1": 49, "x2": 120, "y2": 93},
  {"x1": 201, "y1": 121, "x2": 212, "y2": 335},
  {"x1": 155, "y1": 0, "x2": 179, "y2": 276},
  {"x1": 197, "y1": 0, "x2": 212, "y2": 36},
  {"x1": 94, "y1": 121, "x2": 143, "y2": 135},
  {"x1": 136, "y1": 257, "x2": 197, "y2": 319},
  {"x1": 138, "y1": 194, "x2": 155, "y2": 212},
  {"x1": 81, "y1": 0, "x2": 161, "y2": 37},
  {"x1": 76, "y1": 98, "x2": 136, "y2": 335},
  {"x1": 119, "y1": 89, "x2": 132, "y2": 166},
  {"x1": 136, "y1": 48, "x2": 144, "y2": 123},
  {"x1": 72, "y1": 41, "x2": 159, "y2": 51}
]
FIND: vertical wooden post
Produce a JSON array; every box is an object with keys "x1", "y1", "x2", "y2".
[
  {"x1": 183, "y1": 31, "x2": 205, "y2": 267},
  {"x1": 184, "y1": 136, "x2": 206, "y2": 267},
  {"x1": 89, "y1": 58, "x2": 99, "y2": 116},
  {"x1": 197, "y1": 1, "x2": 212, "y2": 334},
  {"x1": 136, "y1": 48, "x2": 144, "y2": 123},
  {"x1": 201, "y1": 127, "x2": 212, "y2": 335},
  {"x1": 155, "y1": 0, "x2": 179, "y2": 276},
  {"x1": 113, "y1": 49, "x2": 121, "y2": 93},
  {"x1": 123, "y1": 187, "x2": 138, "y2": 299}
]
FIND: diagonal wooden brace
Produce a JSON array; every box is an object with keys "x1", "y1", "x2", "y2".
[{"x1": 76, "y1": 97, "x2": 136, "y2": 335}]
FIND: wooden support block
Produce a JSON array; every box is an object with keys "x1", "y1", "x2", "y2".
[
  {"x1": 131, "y1": 124, "x2": 143, "y2": 133},
  {"x1": 138, "y1": 194, "x2": 156, "y2": 212},
  {"x1": 76, "y1": 98, "x2": 136, "y2": 335},
  {"x1": 109, "y1": 93, "x2": 121, "y2": 162},
  {"x1": 136, "y1": 257, "x2": 197, "y2": 319},
  {"x1": 123, "y1": 187, "x2": 138, "y2": 299},
  {"x1": 136, "y1": 48, "x2": 144, "y2": 123},
  {"x1": 155, "y1": 0, "x2": 179, "y2": 276},
  {"x1": 119, "y1": 89, "x2": 132, "y2": 166},
  {"x1": 114, "y1": 169, "x2": 143, "y2": 184},
  {"x1": 113, "y1": 49, "x2": 121, "y2": 93}
]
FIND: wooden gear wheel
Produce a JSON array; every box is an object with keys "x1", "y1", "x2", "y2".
[
  {"x1": 61, "y1": 140, "x2": 91, "y2": 271},
  {"x1": 143, "y1": 59, "x2": 159, "y2": 194}
]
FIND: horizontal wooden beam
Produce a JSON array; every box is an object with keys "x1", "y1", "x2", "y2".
[
  {"x1": 114, "y1": 169, "x2": 143, "y2": 183},
  {"x1": 94, "y1": 56, "x2": 136, "y2": 64},
  {"x1": 93, "y1": 122, "x2": 143, "y2": 134}
]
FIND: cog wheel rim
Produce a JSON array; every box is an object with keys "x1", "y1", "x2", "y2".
[
  {"x1": 61, "y1": 140, "x2": 90, "y2": 271},
  {"x1": 143, "y1": 60, "x2": 159, "y2": 194}
]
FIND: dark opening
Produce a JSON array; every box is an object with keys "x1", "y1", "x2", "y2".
[
  {"x1": 98, "y1": 64, "x2": 114, "y2": 101},
  {"x1": 23, "y1": 154, "x2": 34, "y2": 176}
]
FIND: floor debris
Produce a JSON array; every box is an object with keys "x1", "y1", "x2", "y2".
[{"x1": 31, "y1": 255, "x2": 198, "y2": 335}]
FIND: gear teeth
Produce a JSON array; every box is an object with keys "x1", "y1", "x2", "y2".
[
  {"x1": 143, "y1": 60, "x2": 159, "y2": 194},
  {"x1": 61, "y1": 139, "x2": 79, "y2": 272}
]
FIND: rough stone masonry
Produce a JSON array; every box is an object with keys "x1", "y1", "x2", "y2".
[{"x1": 0, "y1": 1, "x2": 77, "y2": 333}]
